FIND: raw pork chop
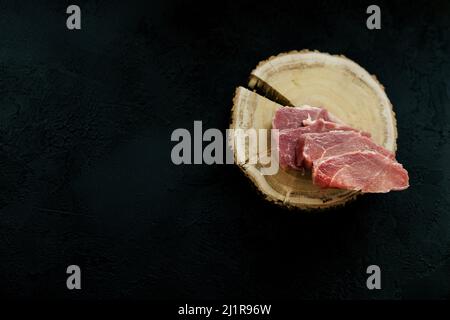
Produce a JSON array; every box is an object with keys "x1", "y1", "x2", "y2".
[
  {"x1": 299, "y1": 131, "x2": 394, "y2": 168},
  {"x1": 276, "y1": 119, "x2": 368, "y2": 169},
  {"x1": 272, "y1": 106, "x2": 341, "y2": 129},
  {"x1": 313, "y1": 151, "x2": 409, "y2": 193}
]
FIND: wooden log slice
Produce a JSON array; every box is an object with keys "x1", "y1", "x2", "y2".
[{"x1": 230, "y1": 50, "x2": 397, "y2": 210}]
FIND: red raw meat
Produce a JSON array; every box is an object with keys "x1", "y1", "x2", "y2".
[
  {"x1": 299, "y1": 131, "x2": 394, "y2": 168},
  {"x1": 271, "y1": 105, "x2": 409, "y2": 193},
  {"x1": 272, "y1": 106, "x2": 341, "y2": 129},
  {"x1": 313, "y1": 151, "x2": 409, "y2": 193},
  {"x1": 276, "y1": 119, "x2": 368, "y2": 170}
]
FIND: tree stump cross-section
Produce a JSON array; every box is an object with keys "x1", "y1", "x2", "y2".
[{"x1": 229, "y1": 50, "x2": 397, "y2": 210}]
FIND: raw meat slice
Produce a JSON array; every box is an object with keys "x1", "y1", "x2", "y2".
[
  {"x1": 272, "y1": 105, "x2": 340, "y2": 129},
  {"x1": 275, "y1": 119, "x2": 368, "y2": 169},
  {"x1": 302, "y1": 119, "x2": 371, "y2": 137},
  {"x1": 302, "y1": 118, "x2": 371, "y2": 137},
  {"x1": 313, "y1": 151, "x2": 409, "y2": 193},
  {"x1": 299, "y1": 131, "x2": 394, "y2": 168},
  {"x1": 276, "y1": 130, "x2": 301, "y2": 169}
]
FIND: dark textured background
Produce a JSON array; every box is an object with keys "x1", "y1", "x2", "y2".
[{"x1": 0, "y1": 0, "x2": 449, "y2": 299}]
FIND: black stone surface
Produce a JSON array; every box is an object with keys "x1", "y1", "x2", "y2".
[{"x1": 0, "y1": 0, "x2": 449, "y2": 299}]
